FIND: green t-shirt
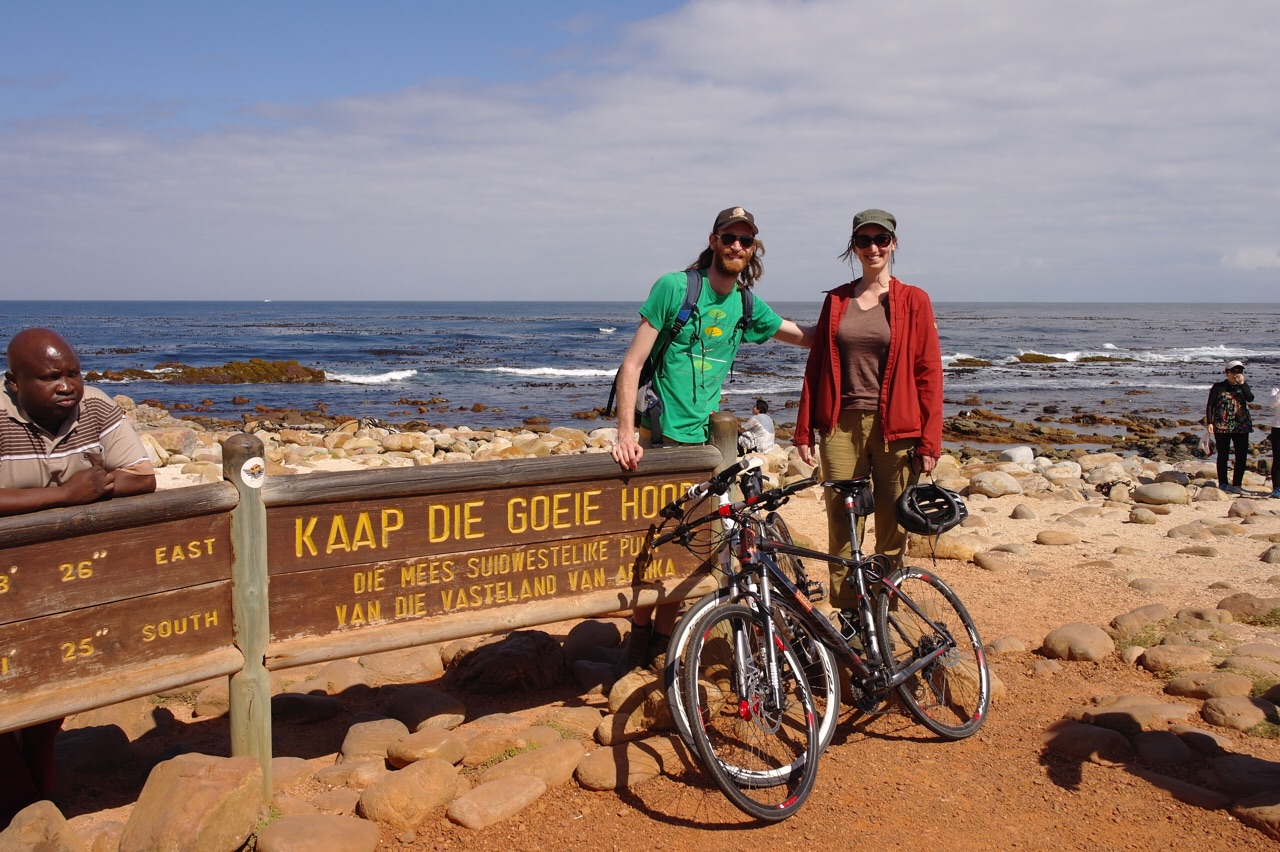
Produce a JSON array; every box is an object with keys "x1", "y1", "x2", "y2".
[{"x1": 638, "y1": 271, "x2": 783, "y2": 444}]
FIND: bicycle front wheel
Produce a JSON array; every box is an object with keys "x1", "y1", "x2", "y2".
[
  {"x1": 665, "y1": 587, "x2": 731, "y2": 754},
  {"x1": 763, "y1": 512, "x2": 841, "y2": 753},
  {"x1": 875, "y1": 567, "x2": 990, "y2": 740},
  {"x1": 683, "y1": 603, "x2": 820, "y2": 821}
]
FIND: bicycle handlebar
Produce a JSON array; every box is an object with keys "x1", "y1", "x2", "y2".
[
  {"x1": 651, "y1": 471, "x2": 819, "y2": 548},
  {"x1": 659, "y1": 455, "x2": 764, "y2": 520}
]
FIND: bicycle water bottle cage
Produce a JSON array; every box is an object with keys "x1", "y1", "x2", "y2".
[{"x1": 824, "y1": 477, "x2": 875, "y2": 517}]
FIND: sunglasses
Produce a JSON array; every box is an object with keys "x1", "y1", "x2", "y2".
[
  {"x1": 853, "y1": 233, "x2": 894, "y2": 249},
  {"x1": 718, "y1": 233, "x2": 756, "y2": 248}
]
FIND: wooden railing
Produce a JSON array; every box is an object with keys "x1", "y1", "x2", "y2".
[{"x1": 0, "y1": 413, "x2": 737, "y2": 801}]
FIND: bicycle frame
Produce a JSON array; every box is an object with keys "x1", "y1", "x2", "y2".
[{"x1": 725, "y1": 479, "x2": 963, "y2": 698}]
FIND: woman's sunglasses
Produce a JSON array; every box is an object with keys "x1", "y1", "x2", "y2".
[{"x1": 853, "y1": 233, "x2": 894, "y2": 249}]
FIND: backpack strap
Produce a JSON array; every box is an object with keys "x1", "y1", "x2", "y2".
[
  {"x1": 603, "y1": 270, "x2": 703, "y2": 420},
  {"x1": 652, "y1": 269, "x2": 703, "y2": 377},
  {"x1": 735, "y1": 284, "x2": 754, "y2": 333}
]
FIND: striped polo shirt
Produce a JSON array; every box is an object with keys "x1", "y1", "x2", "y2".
[{"x1": 0, "y1": 385, "x2": 154, "y2": 490}]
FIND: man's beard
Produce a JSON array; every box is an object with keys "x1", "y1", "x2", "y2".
[{"x1": 714, "y1": 251, "x2": 749, "y2": 278}]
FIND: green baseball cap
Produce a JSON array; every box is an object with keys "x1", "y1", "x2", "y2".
[{"x1": 852, "y1": 208, "x2": 896, "y2": 234}]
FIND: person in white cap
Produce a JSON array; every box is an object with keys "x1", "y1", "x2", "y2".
[{"x1": 1205, "y1": 359, "x2": 1254, "y2": 493}]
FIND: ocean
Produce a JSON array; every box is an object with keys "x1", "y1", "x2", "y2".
[{"x1": 2, "y1": 301, "x2": 1278, "y2": 433}]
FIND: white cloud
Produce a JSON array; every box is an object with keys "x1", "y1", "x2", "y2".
[
  {"x1": 1, "y1": 0, "x2": 1278, "y2": 302},
  {"x1": 1222, "y1": 248, "x2": 1280, "y2": 270}
]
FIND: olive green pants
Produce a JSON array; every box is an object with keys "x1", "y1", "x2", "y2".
[{"x1": 818, "y1": 410, "x2": 919, "y2": 608}]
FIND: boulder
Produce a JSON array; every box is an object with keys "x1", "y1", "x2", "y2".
[
  {"x1": 357, "y1": 758, "x2": 458, "y2": 830},
  {"x1": 447, "y1": 775, "x2": 546, "y2": 829},
  {"x1": 255, "y1": 815, "x2": 381, "y2": 852},
  {"x1": 119, "y1": 754, "x2": 262, "y2": 852},
  {"x1": 1131, "y1": 482, "x2": 1189, "y2": 505},
  {"x1": 1040, "y1": 623, "x2": 1114, "y2": 661},
  {"x1": 0, "y1": 801, "x2": 87, "y2": 852}
]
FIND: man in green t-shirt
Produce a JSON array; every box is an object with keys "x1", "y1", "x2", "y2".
[{"x1": 609, "y1": 206, "x2": 811, "y2": 673}]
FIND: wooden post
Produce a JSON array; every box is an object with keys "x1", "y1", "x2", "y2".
[
  {"x1": 222, "y1": 433, "x2": 273, "y2": 803},
  {"x1": 709, "y1": 411, "x2": 737, "y2": 474}
]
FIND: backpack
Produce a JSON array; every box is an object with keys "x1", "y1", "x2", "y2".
[{"x1": 604, "y1": 270, "x2": 755, "y2": 446}]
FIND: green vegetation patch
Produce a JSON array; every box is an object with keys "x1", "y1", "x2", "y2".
[{"x1": 1240, "y1": 608, "x2": 1280, "y2": 628}]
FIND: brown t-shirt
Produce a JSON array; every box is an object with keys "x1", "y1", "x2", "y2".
[{"x1": 836, "y1": 297, "x2": 890, "y2": 411}]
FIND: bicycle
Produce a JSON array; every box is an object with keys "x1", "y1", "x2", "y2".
[
  {"x1": 655, "y1": 458, "x2": 841, "y2": 761},
  {"x1": 649, "y1": 464, "x2": 990, "y2": 821}
]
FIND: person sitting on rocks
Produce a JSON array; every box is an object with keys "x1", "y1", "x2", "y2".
[
  {"x1": 737, "y1": 397, "x2": 776, "y2": 455},
  {"x1": 1, "y1": 328, "x2": 156, "y2": 827}
]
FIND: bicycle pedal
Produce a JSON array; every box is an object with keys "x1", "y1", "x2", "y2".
[{"x1": 798, "y1": 579, "x2": 825, "y2": 602}]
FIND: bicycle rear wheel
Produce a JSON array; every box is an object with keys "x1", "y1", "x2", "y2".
[
  {"x1": 875, "y1": 567, "x2": 990, "y2": 739},
  {"x1": 683, "y1": 603, "x2": 820, "y2": 821}
]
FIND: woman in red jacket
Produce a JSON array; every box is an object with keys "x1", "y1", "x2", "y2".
[{"x1": 794, "y1": 209, "x2": 943, "y2": 629}]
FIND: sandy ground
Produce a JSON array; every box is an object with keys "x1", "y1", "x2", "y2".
[{"x1": 56, "y1": 473, "x2": 1280, "y2": 849}]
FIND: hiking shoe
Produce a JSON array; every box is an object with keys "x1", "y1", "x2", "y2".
[
  {"x1": 1271, "y1": 489, "x2": 1280, "y2": 499},
  {"x1": 1224, "y1": 483, "x2": 1242, "y2": 494},
  {"x1": 645, "y1": 632, "x2": 671, "y2": 674},
  {"x1": 615, "y1": 621, "x2": 654, "y2": 677}
]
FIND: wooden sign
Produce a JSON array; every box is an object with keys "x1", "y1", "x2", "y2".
[
  {"x1": 266, "y1": 470, "x2": 709, "y2": 642},
  {"x1": 0, "y1": 513, "x2": 234, "y2": 697},
  {"x1": 0, "y1": 514, "x2": 230, "y2": 624},
  {"x1": 0, "y1": 581, "x2": 233, "y2": 694}
]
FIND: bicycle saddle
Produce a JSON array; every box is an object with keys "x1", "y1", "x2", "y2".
[{"x1": 820, "y1": 477, "x2": 871, "y2": 496}]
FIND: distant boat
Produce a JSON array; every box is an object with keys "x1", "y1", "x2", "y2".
[
  {"x1": 264, "y1": 299, "x2": 272, "y2": 302},
  {"x1": 599, "y1": 327, "x2": 616, "y2": 334}
]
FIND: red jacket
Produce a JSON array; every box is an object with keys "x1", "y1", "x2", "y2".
[{"x1": 794, "y1": 277, "x2": 943, "y2": 458}]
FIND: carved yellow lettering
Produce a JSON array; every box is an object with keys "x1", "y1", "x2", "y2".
[
  {"x1": 168, "y1": 545, "x2": 185, "y2": 563},
  {"x1": 463, "y1": 501, "x2": 484, "y2": 539},
  {"x1": 581, "y1": 489, "x2": 601, "y2": 526},
  {"x1": 440, "y1": 589, "x2": 454, "y2": 609},
  {"x1": 381, "y1": 508, "x2": 403, "y2": 547},
  {"x1": 0, "y1": 574, "x2": 9, "y2": 594},
  {"x1": 60, "y1": 638, "x2": 93, "y2": 661},
  {"x1": 154, "y1": 547, "x2": 168, "y2": 565},
  {"x1": 552, "y1": 493, "x2": 572, "y2": 529},
  {"x1": 326, "y1": 515, "x2": 352, "y2": 554},
  {"x1": 428, "y1": 504, "x2": 450, "y2": 543},
  {"x1": 335, "y1": 603, "x2": 348, "y2": 626},
  {"x1": 352, "y1": 512, "x2": 376, "y2": 551},
  {"x1": 507, "y1": 497, "x2": 528, "y2": 534},
  {"x1": 296, "y1": 516, "x2": 318, "y2": 557},
  {"x1": 1, "y1": 656, "x2": 8, "y2": 675}
]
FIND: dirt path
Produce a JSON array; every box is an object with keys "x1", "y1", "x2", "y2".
[{"x1": 56, "y1": 488, "x2": 1280, "y2": 850}]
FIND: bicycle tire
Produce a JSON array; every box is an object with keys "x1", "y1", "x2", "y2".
[
  {"x1": 874, "y1": 567, "x2": 991, "y2": 740},
  {"x1": 761, "y1": 513, "x2": 840, "y2": 752},
  {"x1": 682, "y1": 603, "x2": 820, "y2": 821},
  {"x1": 665, "y1": 589, "x2": 840, "y2": 755}
]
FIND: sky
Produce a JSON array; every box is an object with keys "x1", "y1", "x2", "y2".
[{"x1": 1, "y1": 0, "x2": 1278, "y2": 303}]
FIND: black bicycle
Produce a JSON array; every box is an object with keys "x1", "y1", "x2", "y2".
[{"x1": 650, "y1": 463, "x2": 990, "y2": 821}]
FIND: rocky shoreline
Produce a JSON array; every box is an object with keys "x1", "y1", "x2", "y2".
[{"x1": 108, "y1": 390, "x2": 1259, "y2": 492}]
